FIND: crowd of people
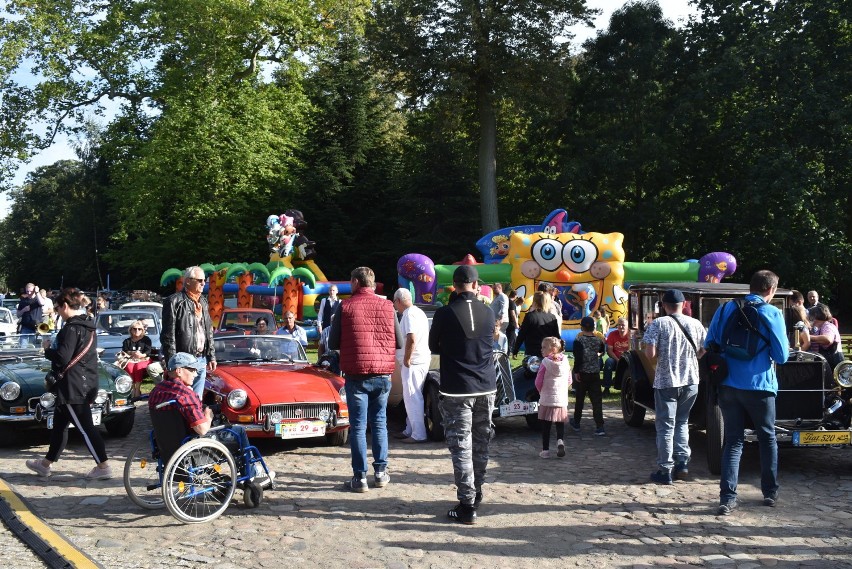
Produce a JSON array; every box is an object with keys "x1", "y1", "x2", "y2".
[{"x1": 17, "y1": 265, "x2": 845, "y2": 525}]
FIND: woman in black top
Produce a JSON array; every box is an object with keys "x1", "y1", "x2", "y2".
[
  {"x1": 513, "y1": 291, "x2": 560, "y2": 359},
  {"x1": 121, "y1": 320, "x2": 153, "y2": 398},
  {"x1": 25, "y1": 288, "x2": 112, "y2": 480}
]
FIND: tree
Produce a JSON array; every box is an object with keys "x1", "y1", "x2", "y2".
[{"x1": 368, "y1": 0, "x2": 595, "y2": 234}]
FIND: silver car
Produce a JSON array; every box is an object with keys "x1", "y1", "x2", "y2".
[{"x1": 95, "y1": 309, "x2": 161, "y2": 362}]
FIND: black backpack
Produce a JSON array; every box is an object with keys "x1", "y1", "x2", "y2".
[{"x1": 720, "y1": 299, "x2": 769, "y2": 360}]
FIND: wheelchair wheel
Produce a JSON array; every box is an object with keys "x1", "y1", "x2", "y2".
[
  {"x1": 123, "y1": 443, "x2": 165, "y2": 510},
  {"x1": 243, "y1": 482, "x2": 263, "y2": 509},
  {"x1": 162, "y1": 438, "x2": 237, "y2": 524}
]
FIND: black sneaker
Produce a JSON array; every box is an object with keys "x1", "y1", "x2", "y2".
[
  {"x1": 447, "y1": 502, "x2": 476, "y2": 525},
  {"x1": 673, "y1": 462, "x2": 689, "y2": 481},
  {"x1": 474, "y1": 490, "x2": 483, "y2": 508},
  {"x1": 763, "y1": 493, "x2": 778, "y2": 507},
  {"x1": 717, "y1": 500, "x2": 737, "y2": 515},
  {"x1": 650, "y1": 469, "x2": 673, "y2": 485},
  {"x1": 568, "y1": 418, "x2": 580, "y2": 433}
]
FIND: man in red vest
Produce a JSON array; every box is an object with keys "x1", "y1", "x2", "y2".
[{"x1": 328, "y1": 267, "x2": 402, "y2": 493}]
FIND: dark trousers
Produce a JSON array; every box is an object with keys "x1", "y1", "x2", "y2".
[
  {"x1": 573, "y1": 372, "x2": 604, "y2": 427},
  {"x1": 46, "y1": 403, "x2": 108, "y2": 464},
  {"x1": 541, "y1": 420, "x2": 565, "y2": 450}
]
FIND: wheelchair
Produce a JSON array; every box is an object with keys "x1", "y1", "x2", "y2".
[{"x1": 123, "y1": 400, "x2": 274, "y2": 523}]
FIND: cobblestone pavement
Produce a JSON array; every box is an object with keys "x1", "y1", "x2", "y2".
[{"x1": 1, "y1": 401, "x2": 851, "y2": 569}]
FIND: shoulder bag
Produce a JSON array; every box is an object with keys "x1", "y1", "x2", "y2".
[{"x1": 45, "y1": 332, "x2": 95, "y2": 391}]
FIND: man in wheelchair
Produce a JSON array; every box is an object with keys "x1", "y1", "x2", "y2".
[{"x1": 148, "y1": 352, "x2": 274, "y2": 487}]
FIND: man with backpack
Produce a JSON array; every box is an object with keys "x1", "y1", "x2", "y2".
[{"x1": 704, "y1": 270, "x2": 789, "y2": 515}]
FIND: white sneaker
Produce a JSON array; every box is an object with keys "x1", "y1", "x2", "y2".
[
  {"x1": 26, "y1": 459, "x2": 51, "y2": 478},
  {"x1": 86, "y1": 464, "x2": 114, "y2": 480}
]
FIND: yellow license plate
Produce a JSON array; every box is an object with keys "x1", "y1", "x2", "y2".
[{"x1": 792, "y1": 431, "x2": 851, "y2": 446}]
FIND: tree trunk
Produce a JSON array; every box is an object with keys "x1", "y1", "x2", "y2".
[{"x1": 477, "y1": 84, "x2": 500, "y2": 235}]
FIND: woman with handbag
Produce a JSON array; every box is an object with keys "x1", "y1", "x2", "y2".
[{"x1": 25, "y1": 288, "x2": 112, "y2": 480}]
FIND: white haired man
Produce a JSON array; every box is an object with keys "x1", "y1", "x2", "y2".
[{"x1": 392, "y1": 288, "x2": 431, "y2": 443}]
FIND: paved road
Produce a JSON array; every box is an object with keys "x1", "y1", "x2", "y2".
[{"x1": 1, "y1": 401, "x2": 851, "y2": 568}]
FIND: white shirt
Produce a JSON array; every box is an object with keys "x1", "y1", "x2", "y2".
[{"x1": 397, "y1": 305, "x2": 431, "y2": 366}]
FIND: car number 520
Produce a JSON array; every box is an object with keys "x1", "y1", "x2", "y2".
[{"x1": 792, "y1": 431, "x2": 851, "y2": 446}]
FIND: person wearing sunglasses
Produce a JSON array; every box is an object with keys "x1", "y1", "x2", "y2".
[
  {"x1": 121, "y1": 320, "x2": 152, "y2": 398},
  {"x1": 161, "y1": 266, "x2": 217, "y2": 399}
]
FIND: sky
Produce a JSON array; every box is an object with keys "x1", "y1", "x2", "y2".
[{"x1": 1, "y1": 0, "x2": 699, "y2": 218}]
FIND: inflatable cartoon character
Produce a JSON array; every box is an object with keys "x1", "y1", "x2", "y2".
[{"x1": 509, "y1": 231, "x2": 628, "y2": 328}]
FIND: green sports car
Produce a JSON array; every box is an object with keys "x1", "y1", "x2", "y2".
[{"x1": 0, "y1": 346, "x2": 135, "y2": 445}]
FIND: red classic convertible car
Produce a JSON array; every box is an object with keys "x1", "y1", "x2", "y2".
[{"x1": 204, "y1": 335, "x2": 349, "y2": 445}]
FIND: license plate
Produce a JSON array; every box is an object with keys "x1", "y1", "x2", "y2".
[
  {"x1": 275, "y1": 420, "x2": 326, "y2": 439},
  {"x1": 792, "y1": 431, "x2": 851, "y2": 446},
  {"x1": 47, "y1": 410, "x2": 102, "y2": 429},
  {"x1": 499, "y1": 400, "x2": 538, "y2": 417}
]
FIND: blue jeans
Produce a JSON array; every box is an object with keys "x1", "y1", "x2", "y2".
[
  {"x1": 654, "y1": 384, "x2": 698, "y2": 471},
  {"x1": 603, "y1": 357, "x2": 618, "y2": 389},
  {"x1": 718, "y1": 386, "x2": 778, "y2": 504},
  {"x1": 191, "y1": 356, "x2": 208, "y2": 400},
  {"x1": 19, "y1": 326, "x2": 35, "y2": 348},
  {"x1": 344, "y1": 374, "x2": 391, "y2": 476}
]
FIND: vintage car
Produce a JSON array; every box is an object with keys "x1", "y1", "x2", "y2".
[
  {"x1": 95, "y1": 309, "x2": 161, "y2": 361},
  {"x1": 118, "y1": 301, "x2": 163, "y2": 319},
  {"x1": 0, "y1": 348, "x2": 136, "y2": 445},
  {"x1": 615, "y1": 282, "x2": 851, "y2": 474},
  {"x1": 0, "y1": 307, "x2": 18, "y2": 343},
  {"x1": 215, "y1": 308, "x2": 276, "y2": 335},
  {"x1": 204, "y1": 335, "x2": 349, "y2": 445},
  {"x1": 389, "y1": 304, "x2": 537, "y2": 441}
]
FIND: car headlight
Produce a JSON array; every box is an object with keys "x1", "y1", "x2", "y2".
[
  {"x1": 0, "y1": 382, "x2": 21, "y2": 401},
  {"x1": 40, "y1": 392, "x2": 56, "y2": 409},
  {"x1": 525, "y1": 356, "x2": 541, "y2": 374},
  {"x1": 835, "y1": 361, "x2": 852, "y2": 388},
  {"x1": 318, "y1": 409, "x2": 330, "y2": 422},
  {"x1": 227, "y1": 389, "x2": 248, "y2": 410},
  {"x1": 114, "y1": 374, "x2": 133, "y2": 394},
  {"x1": 94, "y1": 389, "x2": 108, "y2": 404}
]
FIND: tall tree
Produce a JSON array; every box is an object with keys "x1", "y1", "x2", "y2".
[{"x1": 368, "y1": 0, "x2": 595, "y2": 234}]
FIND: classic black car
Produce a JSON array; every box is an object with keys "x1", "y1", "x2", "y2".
[
  {"x1": 0, "y1": 347, "x2": 136, "y2": 445},
  {"x1": 615, "y1": 282, "x2": 851, "y2": 474}
]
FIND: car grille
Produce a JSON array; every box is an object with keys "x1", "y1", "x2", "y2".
[{"x1": 257, "y1": 403, "x2": 337, "y2": 421}]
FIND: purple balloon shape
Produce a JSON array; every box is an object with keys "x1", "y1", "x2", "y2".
[
  {"x1": 698, "y1": 252, "x2": 737, "y2": 283},
  {"x1": 397, "y1": 254, "x2": 437, "y2": 304}
]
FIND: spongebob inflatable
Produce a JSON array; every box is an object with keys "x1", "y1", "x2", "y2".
[{"x1": 509, "y1": 231, "x2": 628, "y2": 329}]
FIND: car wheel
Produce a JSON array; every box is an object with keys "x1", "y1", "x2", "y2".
[
  {"x1": 621, "y1": 367, "x2": 646, "y2": 427},
  {"x1": 243, "y1": 482, "x2": 263, "y2": 509},
  {"x1": 326, "y1": 428, "x2": 349, "y2": 446},
  {"x1": 706, "y1": 385, "x2": 724, "y2": 475},
  {"x1": 424, "y1": 381, "x2": 445, "y2": 442},
  {"x1": 105, "y1": 409, "x2": 136, "y2": 437}
]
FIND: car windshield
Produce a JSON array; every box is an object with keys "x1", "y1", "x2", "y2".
[
  {"x1": 214, "y1": 335, "x2": 307, "y2": 363},
  {"x1": 96, "y1": 312, "x2": 158, "y2": 335},
  {"x1": 219, "y1": 311, "x2": 274, "y2": 331},
  {"x1": 0, "y1": 311, "x2": 12, "y2": 324}
]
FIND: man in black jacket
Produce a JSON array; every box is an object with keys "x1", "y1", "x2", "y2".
[
  {"x1": 428, "y1": 265, "x2": 497, "y2": 525},
  {"x1": 16, "y1": 283, "x2": 44, "y2": 348},
  {"x1": 161, "y1": 266, "x2": 216, "y2": 399}
]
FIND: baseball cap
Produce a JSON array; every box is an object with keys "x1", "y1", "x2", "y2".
[
  {"x1": 453, "y1": 265, "x2": 479, "y2": 284},
  {"x1": 662, "y1": 289, "x2": 685, "y2": 304},
  {"x1": 167, "y1": 352, "x2": 205, "y2": 371}
]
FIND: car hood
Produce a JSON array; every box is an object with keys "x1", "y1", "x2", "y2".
[
  {"x1": 211, "y1": 363, "x2": 341, "y2": 403},
  {"x1": 1, "y1": 358, "x2": 122, "y2": 402}
]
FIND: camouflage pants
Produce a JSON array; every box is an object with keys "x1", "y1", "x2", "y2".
[{"x1": 439, "y1": 392, "x2": 496, "y2": 505}]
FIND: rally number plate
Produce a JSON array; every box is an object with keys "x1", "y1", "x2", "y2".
[
  {"x1": 276, "y1": 420, "x2": 327, "y2": 439},
  {"x1": 499, "y1": 400, "x2": 538, "y2": 417},
  {"x1": 792, "y1": 431, "x2": 851, "y2": 446},
  {"x1": 47, "y1": 410, "x2": 101, "y2": 429}
]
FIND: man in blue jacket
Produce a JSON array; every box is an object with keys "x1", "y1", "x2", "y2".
[{"x1": 704, "y1": 270, "x2": 789, "y2": 515}]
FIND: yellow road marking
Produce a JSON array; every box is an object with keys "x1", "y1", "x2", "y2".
[{"x1": 0, "y1": 478, "x2": 100, "y2": 568}]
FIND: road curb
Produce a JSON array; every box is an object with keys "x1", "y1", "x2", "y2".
[{"x1": 0, "y1": 477, "x2": 102, "y2": 569}]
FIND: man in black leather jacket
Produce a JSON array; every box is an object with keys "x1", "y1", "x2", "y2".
[{"x1": 161, "y1": 266, "x2": 216, "y2": 399}]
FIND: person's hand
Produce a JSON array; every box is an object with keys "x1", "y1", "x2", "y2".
[
  {"x1": 794, "y1": 321, "x2": 806, "y2": 331},
  {"x1": 21, "y1": 306, "x2": 30, "y2": 313},
  {"x1": 42, "y1": 339, "x2": 51, "y2": 349},
  {"x1": 208, "y1": 360, "x2": 217, "y2": 372},
  {"x1": 204, "y1": 407, "x2": 214, "y2": 420}
]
